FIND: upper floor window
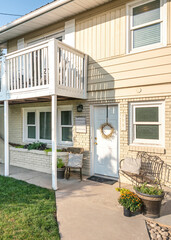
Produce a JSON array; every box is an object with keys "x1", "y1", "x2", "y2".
[{"x1": 127, "y1": 0, "x2": 167, "y2": 53}]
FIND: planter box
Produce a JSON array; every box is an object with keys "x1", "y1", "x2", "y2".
[{"x1": 10, "y1": 147, "x2": 69, "y2": 174}]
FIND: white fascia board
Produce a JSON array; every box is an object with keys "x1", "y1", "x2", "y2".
[{"x1": 0, "y1": 0, "x2": 72, "y2": 34}]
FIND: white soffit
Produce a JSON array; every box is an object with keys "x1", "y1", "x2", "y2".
[{"x1": 0, "y1": 0, "x2": 112, "y2": 43}]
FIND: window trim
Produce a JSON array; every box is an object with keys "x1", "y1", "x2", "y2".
[
  {"x1": 129, "y1": 101, "x2": 165, "y2": 147},
  {"x1": 57, "y1": 105, "x2": 73, "y2": 146},
  {"x1": 23, "y1": 106, "x2": 74, "y2": 146},
  {"x1": 23, "y1": 107, "x2": 51, "y2": 143},
  {"x1": 27, "y1": 30, "x2": 65, "y2": 47},
  {"x1": 126, "y1": 0, "x2": 167, "y2": 54}
]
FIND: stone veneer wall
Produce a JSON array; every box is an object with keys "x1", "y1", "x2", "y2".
[{"x1": 10, "y1": 147, "x2": 69, "y2": 174}]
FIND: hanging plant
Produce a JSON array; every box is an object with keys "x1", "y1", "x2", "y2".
[{"x1": 100, "y1": 122, "x2": 114, "y2": 139}]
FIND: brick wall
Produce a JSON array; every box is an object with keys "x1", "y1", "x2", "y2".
[
  {"x1": 10, "y1": 147, "x2": 69, "y2": 174},
  {"x1": 9, "y1": 100, "x2": 90, "y2": 175},
  {"x1": 8, "y1": 95, "x2": 171, "y2": 185}
]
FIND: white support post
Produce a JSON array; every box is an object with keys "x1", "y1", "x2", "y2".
[
  {"x1": 83, "y1": 55, "x2": 88, "y2": 99},
  {"x1": 4, "y1": 100, "x2": 9, "y2": 176},
  {"x1": 48, "y1": 39, "x2": 57, "y2": 95},
  {"x1": 1, "y1": 56, "x2": 7, "y2": 97},
  {"x1": 52, "y1": 95, "x2": 57, "y2": 190}
]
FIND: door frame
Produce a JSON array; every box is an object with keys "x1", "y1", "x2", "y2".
[{"x1": 90, "y1": 103, "x2": 120, "y2": 178}]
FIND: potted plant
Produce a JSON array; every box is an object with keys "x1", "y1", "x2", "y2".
[
  {"x1": 116, "y1": 188, "x2": 142, "y2": 217},
  {"x1": 57, "y1": 158, "x2": 65, "y2": 179},
  {"x1": 134, "y1": 183, "x2": 164, "y2": 218}
]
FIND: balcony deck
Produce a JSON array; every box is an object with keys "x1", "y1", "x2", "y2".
[{"x1": 0, "y1": 39, "x2": 88, "y2": 102}]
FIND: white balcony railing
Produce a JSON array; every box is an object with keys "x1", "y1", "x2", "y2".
[{"x1": 0, "y1": 39, "x2": 87, "y2": 100}]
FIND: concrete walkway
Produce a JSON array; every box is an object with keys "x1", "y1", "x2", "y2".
[{"x1": 1, "y1": 165, "x2": 171, "y2": 240}]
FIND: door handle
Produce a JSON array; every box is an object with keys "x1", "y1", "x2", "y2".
[{"x1": 94, "y1": 142, "x2": 97, "y2": 145}]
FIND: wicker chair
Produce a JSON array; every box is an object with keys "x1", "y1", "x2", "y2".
[{"x1": 65, "y1": 147, "x2": 84, "y2": 180}]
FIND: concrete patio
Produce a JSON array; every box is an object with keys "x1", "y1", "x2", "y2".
[{"x1": 0, "y1": 164, "x2": 171, "y2": 240}]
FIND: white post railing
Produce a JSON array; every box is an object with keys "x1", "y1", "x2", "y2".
[
  {"x1": 56, "y1": 41, "x2": 86, "y2": 92},
  {"x1": 1, "y1": 39, "x2": 87, "y2": 99},
  {"x1": 5, "y1": 42, "x2": 50, "y2": 92},
  {"x1": 48, "y1": 39, "x2": 57, "y2": 95}
]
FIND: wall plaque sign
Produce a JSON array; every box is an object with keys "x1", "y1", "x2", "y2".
[{"x1": 75, "y1": 117, "x2": 86, "y2": 133}]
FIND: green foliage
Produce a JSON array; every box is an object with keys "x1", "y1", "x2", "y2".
[
  {"x1": 24, "y1": 142, "x2": 47, "y2": 151},
  {"x1": 0, "y1": 176, "x2": 60, "y2": 240},
  {"x1": 117, "y1": 188, "x2": 142, "y2": 212},
  {"x1": 134, "y1": 183, "x2": 164, "y2": 196},
  {"x1": 57, "y1": 158, "x2": 65, "y2": 168},
  {"x1": 15, "y1": 145, "x2": 24, "y2": 149},
  {"x1": 44, "y1": 148, "x2": 62, "y2": 154}
]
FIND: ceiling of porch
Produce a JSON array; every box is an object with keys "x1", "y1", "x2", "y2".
[{"x1": 0, "y1": 95, "x2": 79, "y2": 105}]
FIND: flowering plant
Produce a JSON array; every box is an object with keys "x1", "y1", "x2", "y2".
[{"x1": 116, "y1": 188, "x2": 142, "y2": 212}]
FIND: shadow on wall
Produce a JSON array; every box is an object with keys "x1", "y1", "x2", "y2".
[
  {"x1": 161, "y1": 163, "x2": 171, "y2": 188},
  {"x1": 0, "y1": 106, "x2": 4, "y2": 164},
  {"x1": 87, "y1": 56, "x2": 115, "y2": 102}
]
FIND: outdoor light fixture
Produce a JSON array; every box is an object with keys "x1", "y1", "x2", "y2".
[{"x1": 77, "y1": 104, "x2": 83, "y2": 112}]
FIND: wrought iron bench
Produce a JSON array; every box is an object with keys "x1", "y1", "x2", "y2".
[{"x1": 119, "y1": 151, "x2": 164, "y2": 188}]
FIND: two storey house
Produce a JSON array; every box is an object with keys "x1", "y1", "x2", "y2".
[{"x1": 0, "y1": 0, "x2": 170, "y2": 189}]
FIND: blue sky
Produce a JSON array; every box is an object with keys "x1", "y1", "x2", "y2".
[{"x1": 0, "y1": 0, "x2": 54, "y2": 27}]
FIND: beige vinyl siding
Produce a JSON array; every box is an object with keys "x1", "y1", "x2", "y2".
[
  {"x1": 87, "y1": 45, "x2": 171, "y2": 100},
  {"x1": 76, "y1": 6, "x2": 126, "y2": 60},
  {"x1": 7, "y1": 22, "x2": 64, "y2": 53},
  {"x1": 7, "y1": 0, "x2": 171, "y2": 55},
  {"x1": 6, "y1": 0, "x2": 171, "y2": 101},
  {"x1": 168, "y1": 0, "x2": 171, "y2": 44}
]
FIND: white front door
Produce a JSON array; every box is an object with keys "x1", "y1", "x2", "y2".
[{"x1": 94, "y1": 106, "x2": 119, "y2": 178}]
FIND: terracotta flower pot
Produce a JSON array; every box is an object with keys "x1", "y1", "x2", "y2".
[{"x1": 135, "y1": 190, "x2": 164, "y2": 218}]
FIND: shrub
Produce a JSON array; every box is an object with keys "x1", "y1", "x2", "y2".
[
  {"x1": 23, "y1": 142, "x2": 47, "y2": 151},
  {"x1": 57, "y1": 158, "x2": 65, "y2": 168},
  {"x1": 116, "y1": 188, "x2": 142, "y2": 212},
  {"x1": 134, "y1": 183, "x2": 164, "y2": 196}
]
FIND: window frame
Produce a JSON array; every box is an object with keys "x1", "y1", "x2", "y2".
[
  {"x1": 58, "y1": 105, "x2": 73, "y2": 146},
  {"x1": 126, "y1": 0, "x2": 167, "y2": 54},
  {"x1": 27, "y1": 31, "x2": 65, "y2": 47},
  {"x1": 129, "y1": 101, "x2": 165, "y2": 146},
  {"x1": 23, "y1": 107, "x2": 51, "y2": 143},
  {"x1": 26, "y1": 111, "x2": 36, "y2": 141},
  {"x1": 23, "y1": 106, "x2": 74, "y2": 146}
]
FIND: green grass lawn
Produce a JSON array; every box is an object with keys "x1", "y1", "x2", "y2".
[{"x1": 0, "y1": 176, "x2": 60, "y2": 240}]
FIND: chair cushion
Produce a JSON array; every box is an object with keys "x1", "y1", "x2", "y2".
[
  {"x1": 121, "y1": 157, "x2": 141, "y2": 174},
  {"x1": 67, "y1": 153, "x2": 83, "y2": 168}
]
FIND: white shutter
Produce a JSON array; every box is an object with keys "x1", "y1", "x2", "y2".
[
  {"x1": 17, "y1": 38, "x2": 25, "y2": 50},
  {"x1": 63, "y1": 19, "x2": 75, "y2": 47}
]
